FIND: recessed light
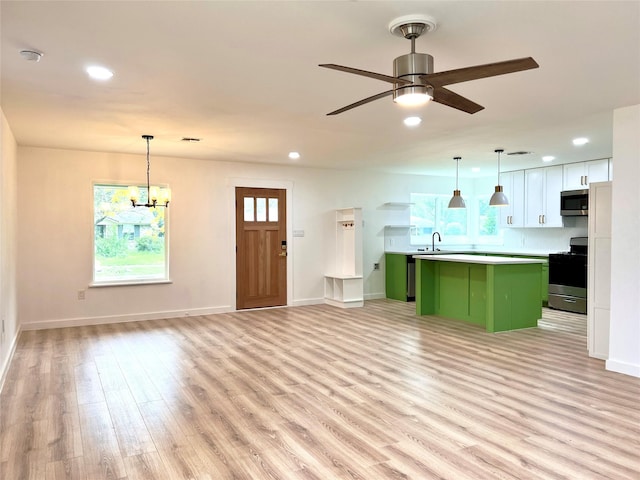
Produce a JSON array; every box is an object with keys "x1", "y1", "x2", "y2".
[
  {"x1": 288, "y1": 152, "x2": 300, "y2": 160},
  {"x1": 86, "y1": 65, "x2": 113, "y2": 80},
  {"x1": 471, "y1": 167, "x2": 481, "y2": 173},
  {"x1": 573, "y1": 137, "x2": 589, "y2": 146},
  {"x1": 403, "y1": 116, "x2": 422, "y2": 127},
  {"x1": 542, "y1": 156, "x2": 555, "y2": 162}
]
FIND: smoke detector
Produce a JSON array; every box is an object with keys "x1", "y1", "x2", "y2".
[{"x1": 20, "y1": 50, "x2": 43, "y2": 62}]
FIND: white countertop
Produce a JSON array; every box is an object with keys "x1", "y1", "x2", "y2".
[
  {"x1": 386, "y1": 248, "x2": 554, "y2": 257},
  {"x1": 413, "y1": 254, "x2": 547, "y2": 265}
]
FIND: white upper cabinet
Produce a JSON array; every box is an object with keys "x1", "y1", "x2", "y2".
[
  {"x1": 524, "y1": 165, "x2": 564, "y2": 228},
  {"x1": 563, "y1": 159, "x2": 610, "y2": 190},
  {"x1": 498, "y1": 170, "x2": 525, "y2": 228}
]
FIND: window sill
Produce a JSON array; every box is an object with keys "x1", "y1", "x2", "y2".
[{"x1": 89, "y1": 279, "x2": 173, "y2": 288}]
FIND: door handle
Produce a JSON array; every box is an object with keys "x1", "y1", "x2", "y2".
[{"x1": 278, "y1": 252, "x2": 287, "y2": 257}]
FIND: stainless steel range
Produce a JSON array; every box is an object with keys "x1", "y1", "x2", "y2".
[{"x1": 548, "y1": 237, "x2": 587, "y2": 314}]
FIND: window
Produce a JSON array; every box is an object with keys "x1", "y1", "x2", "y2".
[
  {"x1": 410, "y1": 193, "x2": 469, "y2": 245},
  {"x1": 409, "y1": 193, "x2": 503, "y2": 246},
  {"x1": 93, "y1": 184, "x2": 168, "y2": 284},
  {"x1": 477, "y1": 195, "x2": 499, "y2": 236}
]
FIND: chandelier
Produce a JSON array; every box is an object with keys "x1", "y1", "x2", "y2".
[{"x1": 129, "y1": 135, "x2": 171, "y2": 208}]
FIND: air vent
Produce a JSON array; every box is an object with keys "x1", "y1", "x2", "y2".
[
  {"x1": 181, "y1": 137, "x2": 201, "y2": 142},
  {"x1": 507, "y1": 151, "x2": 532, "y2": 155}
]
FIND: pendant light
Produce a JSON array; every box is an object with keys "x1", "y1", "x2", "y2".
[
  {"x1": 448, "y1": 156, "x2": 466, "y2": 209},
  {"x1": 129, "y1": 135, "x2": 171, "y2": 208},
  {"x1": 489, "y1": 148, "x2": 509, "y2": 206}
]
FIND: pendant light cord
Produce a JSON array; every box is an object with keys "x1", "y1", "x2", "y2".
[
  {"x1": 495, "y1": 148, "x2": 504, "y2": 184},
  {"x1": 146, "y1": 136, "x2": 151, "y2": 201}
]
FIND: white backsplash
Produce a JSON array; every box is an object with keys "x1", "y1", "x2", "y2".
[
  {"x1": 501, "y1": 216, "x2": 588, "y2": 252},
  {"x1": 384, "y1": 214, "x2": 588, "y2": 253}
]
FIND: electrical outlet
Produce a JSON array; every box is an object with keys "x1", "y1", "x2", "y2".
[
  {"x1": 374, "y1": 263, "x2": 380, "y2": 270},
  {"x1": 78, "y1": 290, "x2": 85, "y2": 300}
]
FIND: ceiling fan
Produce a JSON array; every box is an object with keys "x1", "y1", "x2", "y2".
[{"x1": 320, "y1": 15, "x2": 539, "y2": 116}]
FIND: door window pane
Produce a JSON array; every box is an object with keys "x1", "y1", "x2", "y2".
[
  {"x1": 268, "y1": 198, "x2": 278, "y2": 221},
  {"x1": 244, "y1": 197, "x2": 254, "y2": 222},
  {"x1": 256, "y1": 198, "x2": 267, "y2": 222}
]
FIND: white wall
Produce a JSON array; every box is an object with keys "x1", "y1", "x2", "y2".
[
  {"x1": 16, "y1": 145, "x2": 461, "y2": 328},
  {"x1": 608, "y1": 104, "x2": 640, "y2": 377},
  {"x1": 0, "y1": 110, "x2": 19, "y2": 387}
]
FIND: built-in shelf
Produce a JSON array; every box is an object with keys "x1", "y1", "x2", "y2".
[
  {"x1": 324, "y1": 207, "x2": 363, "y2": 308},
  {"x1": 384, "y1": 225, "x2": 416, "y2": 229},
  {"x1": 383, "y1": 202, "x2": 414, "y2": 207}
]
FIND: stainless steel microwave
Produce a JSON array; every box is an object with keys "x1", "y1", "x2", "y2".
[{"x1": 560, "y1": 189, "x2": 589, "y2": 216}]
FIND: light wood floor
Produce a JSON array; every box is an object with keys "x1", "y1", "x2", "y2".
[{"x1": 1, "y1": 300, "x2": 639, "y2": 479}]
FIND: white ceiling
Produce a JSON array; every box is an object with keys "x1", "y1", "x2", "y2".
[{"x1": 1, "y1": 1, "x2": 639, "y2": 177}]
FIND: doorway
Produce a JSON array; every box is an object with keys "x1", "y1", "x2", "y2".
[{"x1": 235, "y1": 187, "x2": 287, "y2": 309}]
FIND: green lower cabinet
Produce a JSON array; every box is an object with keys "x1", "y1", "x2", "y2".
[
  {"x1": 511, "y1": 256, "x2": 549, "y2": 306},
  {"x1": 485, "y1": 264, "x2": 541, "y2": 332},
  {"x1": 541, "y1": 263, "x2": 549, "y2": 305},
  {"x1": 416, "y1": 258, "x2": 542, "y2": 333},
  {"x1": 385, "y1": 253, "x2": 411, "y2": 301},
  {"x1": 468, "y1": 265, "x2": 487, "y2": 326},
  {"x1": 437, "y1": 263, "x2": 470, "y2": 319}
]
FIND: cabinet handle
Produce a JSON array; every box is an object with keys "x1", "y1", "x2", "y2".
[
  {"x1": 538, "y1": 214, "x2": 542, "y2": 224},
  {"x1": 584, "y1": 175, "x2": 588, "y2": 185},
  {"x1": 542, "y1": 214, "x2": 546, "y2": 224}
]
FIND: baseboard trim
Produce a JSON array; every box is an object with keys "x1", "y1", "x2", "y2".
[
  {"x1": 364, "y1": 293, "x2": 386, "y2": 300},
  {"x1": 606, "y1": 358, "x2": 640, "y2": 378},
  {"x1": 20, "y1": 305, "x2": 234, "y2": 331},
  {"x1": 291, "y1": 298, "x2": 324, "y2": 307},
  {"x1": 0, "y1": 326, "x2": 21, "y2": 394}
]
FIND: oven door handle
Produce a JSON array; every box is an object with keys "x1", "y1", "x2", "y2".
[{"x1": 563, "y1": 298, "x2": 578, "y2": 303}]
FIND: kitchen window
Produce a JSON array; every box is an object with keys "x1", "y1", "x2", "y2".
[
  {"x1": 93, "y1": 184, "x2": 169, "y2": 285},
  {"x1": 410, "y1": 193, "x2": 469, "y2": 245},
  {"x1": 410, "y1": 193, "x2": 501, "y2": 246}
]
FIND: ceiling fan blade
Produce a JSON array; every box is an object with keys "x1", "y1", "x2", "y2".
[
  {"x1": 432, "y1": 86, "x2": 484, "y2": 114},
  {"x1": 422, "y1": 57, "x2": 539, "y2": 87},
  {"x1": 319, "y1": 64, "x2": 413, "y2": 85},
  {"x1": 326, "y1": 90, "x2": 394, "y2": 115}
]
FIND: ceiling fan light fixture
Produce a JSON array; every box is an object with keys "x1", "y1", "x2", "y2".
[
  {"x1": 394, "y1": 90, "x2": 432, "y2": 106},
  {"x1": 393, "y1": 82, "x2": 433, "y2": 106}
]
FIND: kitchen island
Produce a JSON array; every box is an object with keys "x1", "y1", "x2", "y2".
[{"x1": 414, "y1": 254, "x2": 546, "y2": 332}]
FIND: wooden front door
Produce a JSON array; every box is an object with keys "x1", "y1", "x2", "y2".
[{"x1": 235, "y1": 187, "x2": 287, "y2": 309}]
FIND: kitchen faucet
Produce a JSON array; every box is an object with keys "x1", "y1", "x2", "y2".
[{"x1": 432, "y1": 231, "x2": 441, "y2": 251}]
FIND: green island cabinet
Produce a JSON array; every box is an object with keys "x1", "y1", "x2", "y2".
[
  {"x1": 487, "y1": 254, "x2": 549, "y2": 305},
  {"x1": 386, "y1": 251, "x2": 549, "y2": 306},
  {"x1": 415, "y1": 254, "x2": 545, "y2": 332}
]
